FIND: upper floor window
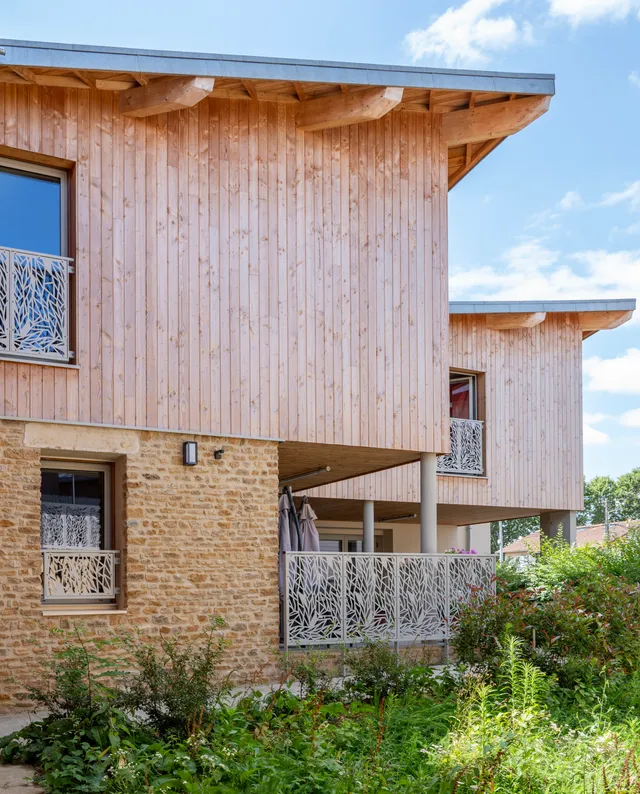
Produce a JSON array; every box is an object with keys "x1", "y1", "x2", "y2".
[
  {"x1": 0, "y1": 158, "x2": 67, "y2": 256},
  {"x1": 0, "y1": 157, "x2": 72, "y2": 363},
  {"x1": 449, "y1": 373, "x2": 477, "y2": 419}
]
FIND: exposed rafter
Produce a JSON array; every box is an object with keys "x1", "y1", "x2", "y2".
[
  {"x1": 119, "y1": 76, "x2": 215, "y2": 118},
  {"x1": 486, "y1": 312, "x2": 546, "y2": 330},
  {"x1": 242, "y1": 79, "x2": 259, "y2": 100},
  {"x1": 296, "y1": 86, "x2": 403, "y2": 132},
  {"x1": 442, "y1": 95, "x2": 551, "y2": 146}
]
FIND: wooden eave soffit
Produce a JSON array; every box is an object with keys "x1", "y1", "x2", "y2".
[
  {"x1": 578, "y1": 310, "x2": 634, "y2": 332},
  {"x1": 296, "y1": 86, "x2": 404, "y2": 132},
  {"x1": 485, "y1": 312, "x2": 547, "y2": 330},
  {"x1": 442, "y1": 95, "x2": 551, "y2": 146},
  {"x1": 119, "y1": 76, "x2": 215, "y2": 118}
]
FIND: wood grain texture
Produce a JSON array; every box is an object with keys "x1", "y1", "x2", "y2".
[
  {"x1": 0, "y1": 85, "x2": 449, "y2": 453},
  {"x1": 309, "y1": 314, "x2": 584, "y2": 513}
]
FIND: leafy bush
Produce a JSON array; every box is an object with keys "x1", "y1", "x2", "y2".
[
  {"x1": 118, "y1": 616, "x2": 230, "y2": 737},
  {"x1": 454, "y1": 535, "x2": 640, "y2": 686},
  {"x1": 343, "y1": 640, "x2": 415, "y2": 701},
  {"x1": 23, "y1": 626, "x2": 123, "y2": 718}
]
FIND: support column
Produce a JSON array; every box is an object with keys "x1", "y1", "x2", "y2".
[
  {"x1": 540, "y1": 511, "x2": 577, "y2": 546},
  {"x1": 363, "y1": 500, "x2": 375, "y2": 552},
  {"x1": 420, "y1": 452, "x2": 438, "y2": 553}
]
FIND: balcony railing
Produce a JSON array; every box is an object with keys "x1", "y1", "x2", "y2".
[
  {"x1": 0, "y1": 246, "x2": 73, "y2": 362},
  {"x1": 283, "y1": 552, "x2": 495, "y2": 650},
  {"x1": 437, "y1": 417, "x2": 484, "y2": 476},
  {"x1": 42, "y1": 550, "x2": 119, "y2": 602}
]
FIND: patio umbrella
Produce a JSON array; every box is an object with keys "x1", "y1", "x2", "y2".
[
  {"x1": 278, "y1": 490, "x2": 300, "y2": 595},
  {"x1": 299, "y1": 497, "x2": 320, "y2": 551}
]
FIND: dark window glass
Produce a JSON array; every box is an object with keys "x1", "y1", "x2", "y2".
[
  {"x1": 319, "y1": 538, "x2": 342, "y2": 552},
  {"x1": 347, "y1": 540, "x2": 363, "y2": 553},
  {"x1": 450, "y1": 379, "x2": 471, "y2": 419},
  {"x1": 41, "y1": 469, "x2": 105, "y2": 549},
  {"x1": 0, "y1": 166, "x2": 62, "y2": 256}
]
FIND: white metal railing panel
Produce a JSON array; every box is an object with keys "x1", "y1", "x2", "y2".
[
  {"x1": 42, "y1": 550, "x2": 119, "y2": 601},
  {"x1": 437, "y1": 418, "x2": 484, "y2": 476},
  {"x1": 0, "y1": 246, "x2": 72, "y2": 362},
  {"x1": 284, "y1": 552, "x2": 495, "y2": 649}
]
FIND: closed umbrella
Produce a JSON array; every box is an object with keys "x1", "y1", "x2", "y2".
[
  {"x1": 278, "y1": 490, "x2": 300, "y2": 595},
  {"x1": 299, "y1": 497, "x2": 320, "y2": 551}
]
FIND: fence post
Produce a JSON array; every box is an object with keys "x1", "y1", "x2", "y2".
[
  {"x1": 394, "y1": 555, "x2": 400, "y2": 655},
  {"x1": 341, "y1": 553, "x2": 347, "y2": 646},
  {"x1": 444, "y1": 555, "x2": 451, "y2": 662},
  {"x1": 283, "y1": 551, "x2": 289, "y2": 657}
]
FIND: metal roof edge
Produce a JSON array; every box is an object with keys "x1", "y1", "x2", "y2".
[
  {"x1": 449, "y1": 298, "x2": 636, "y2": 315},
  {"x1": 0, "y1": 39, "x2": 556, "y2": 95}
]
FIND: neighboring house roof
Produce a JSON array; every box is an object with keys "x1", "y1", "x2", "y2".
[{"x1": 503, "y1": 521, "x2": 639, "y2": 556}]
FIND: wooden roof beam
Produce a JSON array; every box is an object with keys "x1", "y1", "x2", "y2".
[
  {"x1": 486, "y1": 312, "x2": 546, "y2": 330},
  {"x1": 119, "y1": 76, "x2": 215, "y2": 118},
  {"x1": 442, "y1": 95, "x2": 551, "y2": 146},
  {"x1": 297, "y1": 86, "x2": 404, "y2": 132},
  {"x1": 578, "y1": 310, "x2": 634, "y2": 332}
]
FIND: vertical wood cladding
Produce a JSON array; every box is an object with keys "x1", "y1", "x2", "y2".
[
  {"x1": 311, "y1": 314, "x2": 584, "y2": 513},
  {"x1": 0, "y1": 86, "x2": 449, "y2": 454}
]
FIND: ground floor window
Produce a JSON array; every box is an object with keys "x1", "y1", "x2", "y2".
[
  {"x1": 319, "y1": 533, "x2": 384, "y2": 552},
  {"x1": 40, "y1": 461, "x2": 118, "y2": 605}
]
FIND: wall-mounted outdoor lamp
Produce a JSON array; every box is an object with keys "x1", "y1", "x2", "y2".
[
  {"x1": 213, "y1": 448, "x2": 225, "y2": 460},
  {"x1": 182, "y1": 441, "x2": 198, "y2": 466}
]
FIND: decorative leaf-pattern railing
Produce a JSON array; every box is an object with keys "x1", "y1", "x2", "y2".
[
  {"x1": 42, "y1": 551, "x2": 119, "y2": 601},
  {"x1": 0, "y1": 246, "x2": 72, "y2": 362},
  {"x1": 284, "y1": 552, "x2": 495, "y2": 648},
  {"x1": 437, "y1": 418, "x2": 484, "y2": 476}
]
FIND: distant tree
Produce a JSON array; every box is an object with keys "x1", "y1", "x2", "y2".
[
  {"x1": 615, "y1": 468, "x2": 640, "y2": 522},
  {"x1": 579, "y1": 475, "x2": 618, "y2": 525}
]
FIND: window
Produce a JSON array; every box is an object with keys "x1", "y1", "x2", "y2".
[
  {"x1": 319, "y1": 534, "x2": 383, "y2": 552},
  {"x1": 0, "y1": 159, "x2": 67, "y2": 257},
  {"x1": 40, "y1": 462, "x2": 118, "y2": 605},
  {"x1": 0, "y1": 157, "x2": 72, "y2": 363},
  {"x1": 449, "y1": 373, "x2": 477, "y2": 419},
  {"x1": 40, "y1": 463, "x2": 111, "y2": 551}
]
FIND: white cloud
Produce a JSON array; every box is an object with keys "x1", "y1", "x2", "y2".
[
  {"x1": 450, "y1": 243, "x2": 640, "y2": 319},
  {"x1": 600, "y1": 181, "x2": 640, "y2": 212},
  {"x1": 584, "y1": 349, "x2": 640, "y2": 394},
  {"x1": 549, "y1": 0, "x2": 640, "y2": 25},
  {"x1": 584, "y1": 413, "x2": 610, "y2": 445},
  {"x1": 559, "y1": 190, "x2": 584, "y2": 210},
  {"x1": 630, "y1": 71, "x2": 640, "y2": 88},
  {"x1": 404, "y1": 0, "x2": 533, "y2": 66},
  {"x1": 621, "y1": 407, "x2": 640, "y2": 427}
]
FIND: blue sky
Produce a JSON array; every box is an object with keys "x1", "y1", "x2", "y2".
[{"x1": 3, "y1": 0, "x2": 640, "y2": 479}]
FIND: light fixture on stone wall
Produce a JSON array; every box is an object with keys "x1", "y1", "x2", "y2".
[
  {"x1": 213, "y1": 448, "x2": 225, "y2": 460},
  {"x1": 183, "y1": 441, "x2": 198, "y2": 466}
]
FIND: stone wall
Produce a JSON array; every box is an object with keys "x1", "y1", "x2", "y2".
[{"x1": 0, "y1": 419, "x2": 280, "y2": 710}]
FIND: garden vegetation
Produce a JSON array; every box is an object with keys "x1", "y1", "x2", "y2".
[{"x1": 5, "y1": 534, "x2": 640, "y2": 792}]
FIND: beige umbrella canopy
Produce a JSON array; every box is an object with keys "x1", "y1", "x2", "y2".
[{"x1": 299, "y1": 497, "x2": 320, "y2": 552}]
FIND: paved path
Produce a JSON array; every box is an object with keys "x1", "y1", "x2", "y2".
[{"x1": 0, "y1": 765, "x2": 44, "y2": 793}]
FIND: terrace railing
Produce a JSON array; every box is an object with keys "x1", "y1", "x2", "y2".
[
  {"x1": 0, "y1": 246, "x2": 73, "y2": 362},
  {"x1": 283, "y1": 552, "x2": 495, "y2": 650},
  {"x1": 42, "y1": 550, "x2": 120, "y2": 602},
  {"x1": 437, "y1": 418, "x2": 484, "y2": 476}
]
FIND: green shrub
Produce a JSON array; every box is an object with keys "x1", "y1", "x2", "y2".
[
  {"x1": 453, "y1": 564, "x2": 640, "y2": 686},
  {"x1": 22, "y1": 626, "x2": 123, "y2": 718},
  {"x1": 118, "y1": 616, "x2": 230, "y2": 738}
]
